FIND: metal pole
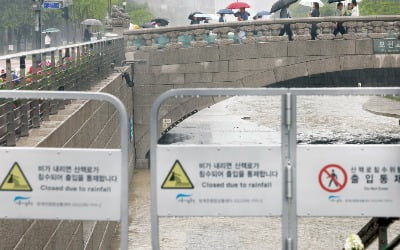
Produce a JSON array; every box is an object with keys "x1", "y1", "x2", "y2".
[
  {"x1": 108, "y1": 0, "x2": 112, "y2": 19},
  {"x1": 33, "y1": 0, "x2": 42, "y2": 63}
]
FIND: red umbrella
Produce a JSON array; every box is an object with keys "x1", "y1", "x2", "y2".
[{"x1": 226, "y1": 1, "x2": 250, "y2": 9}]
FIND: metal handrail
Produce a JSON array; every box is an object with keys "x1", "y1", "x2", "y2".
[{"x1": 0, "y1": 38, "x2": 125, "y2": 146}]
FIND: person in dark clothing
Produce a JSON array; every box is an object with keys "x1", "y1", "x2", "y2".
[
  {"x1": 279, "y1": 5, "x2": 293, "y2": 41},
  {"x1": 333, "y1": 3, "x2": 346, "y2": 36},
  {"x1": 310, "y1": 2, "x2": 320, "y2": 40},
  {"x1": 83, "y1": 25, "x2": 91, "y2": 42},
  {"x1": 219, "y1": 14, "x2": 225, "y2": 23},
  {"x1": 235, "y1": 7, "x2": 250, "y2": 21},
  {"x1": 190, "y1": 17, "x2": 200, "y2": 25}
]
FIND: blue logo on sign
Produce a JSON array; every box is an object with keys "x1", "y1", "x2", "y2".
[
  {"x1": 14, "y1": 196, "x2": 33, "y2": 207},
  {"x1": 175, "y1": 193, "x2": 195, "y2": 204},
  {"x1": 328, "y1": 195, "x2": 341, "y2": 202},
  {"x1": 14, "y1": 196, "x2": 30, "y2": 202},
  {"x1": 176, "y1": 193, "x2": 192, "y2": 200}
]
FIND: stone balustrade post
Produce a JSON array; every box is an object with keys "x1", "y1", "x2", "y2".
[
  {"x1": 166, "y1": 31, "x2": 183, "y2": 49},
  {"x1": 242, "y1": 25, "x2": 257, "y2": 44},
  {"x1": 256, "y1": 24, "x2": 271, "y2": 42},
  {"x1": 141, "y1": 34, "x2": 159, "y2": 51},
  {"x1": 293, "y1": 22, "x2": 311, "y2": 41},
  {"x1": 190, "y1": 29, "x2": 208, "y2": 47},
  {"x1": 317, "y1": 22, "x2": 335, "y2": 40},
  {"x1": 367, "y1": 21, "x2": 387, "y2": 39},
  {"x1": 215, "y1": 27, "x2": 235, "y2": 45}
]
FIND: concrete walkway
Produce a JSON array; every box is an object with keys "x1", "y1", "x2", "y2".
[{"x1": 363, "y1": 96, "x2": 400, "y2": 119}]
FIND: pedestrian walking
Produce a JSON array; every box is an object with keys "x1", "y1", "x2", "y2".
[
  {"x1": 345, "y1": 2, "x2": 353, "y2": 16},
  {"x1": 333, "y1": 2, "x2": 346, "y2": 36},
  {"x1": 84, "y1": 25, "x2": 91, "y2": 42},
  {"x1": 279, "y1": 5, "x2": 293, "y2": 41},
  {"x1": 219, "y1": 14, "x2": 225, "y2": 22},
  {"x1": 351, "y1": 0, "x2": 359, "y2": 16},
  {"x1": 309, "y1": 2, "x2": 320, "y2": 40},
  {"x1": 44, "y1": 33, "x2": 51, "y2": 48}
]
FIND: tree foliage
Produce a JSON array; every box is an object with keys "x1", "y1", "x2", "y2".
[
  {"x1": 0, "y1": 0, "x2": 123, "y2": 50},
  {"x1": 359, "y1": 0, "x2": 400, "y2": 15},
  {"x1": 126, "y1": 2, "x2": 154, "y2": 25}
]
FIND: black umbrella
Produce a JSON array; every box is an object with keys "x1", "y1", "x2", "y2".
[
  {"x1": 328, "y1": 0, "x2": 345, "y2": 3},
  {"x1": 270, "y1": 0, "x2": 298, "y2": 13},
  {"x1": 188, "y1": 12, "x2": 202, "y2": 20},
  {"x1": 151, "y1": 18, "x2": 169, "y2": 26}
]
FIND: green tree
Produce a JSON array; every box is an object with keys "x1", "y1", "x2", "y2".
[
  {"x1": 0, "y1": 0, "x2": 35, "y2": 52},
  {"x1": 360, "y1": 0, "x2": 400, "y2": 15},
  {"x1": 126, "y1": 2, "x2": 154, "y2": 25}
]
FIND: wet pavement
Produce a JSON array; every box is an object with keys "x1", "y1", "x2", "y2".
[{"x1": 114, "y1": 95, "x2": 400, "y2": 249}]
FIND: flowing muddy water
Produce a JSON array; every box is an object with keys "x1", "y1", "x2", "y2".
[{"x1": 114, "y1": 95, "x2": 400, "y2": 249}]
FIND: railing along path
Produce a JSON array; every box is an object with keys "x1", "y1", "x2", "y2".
[
  {"x1": 124, "y1": 16, "x2": 400, "y2": 50},
  {"x1": 0, "y1": 38, "x2": 125, "y2": 146}
]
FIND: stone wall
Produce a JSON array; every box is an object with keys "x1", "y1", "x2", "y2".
[
  {"x1": 0, "y1": 66, "x2": 134, "y2": 249},
  {"x1": 130, "y1": 38, "x2": 400, "y2": 168}
]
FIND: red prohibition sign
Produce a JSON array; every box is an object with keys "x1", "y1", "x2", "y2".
[{"x1": 318, "y1": 164, "x2": 347, "y2": 192}]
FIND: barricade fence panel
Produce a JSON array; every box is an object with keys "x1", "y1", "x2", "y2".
[{"x1": 151, "y1": 87, "x2": 400, "y2": 250}]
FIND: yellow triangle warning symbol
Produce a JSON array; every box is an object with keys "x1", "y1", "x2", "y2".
[
  {"x1": 0, "y1": 162, "x2": 32, "y2": 191},
  {"x1": 161, "y1": 160, "x2": 194, "y2": 189}
]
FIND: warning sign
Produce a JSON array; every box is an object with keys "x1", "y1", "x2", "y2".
[
  {"x1": 0, "y1": 162, "x2": 32, "y2": 191},
  {"x1": 0, "y1": 148, "x2": 121, "y2": 221},
  {"x1": 161, "y1": 160, "x2": 194, "y2": 189},
  {"x1": 157, "y1": 145, "x2": 282, "y2": 216},
  {"x1": 318, "y1": 164, "x2": 347, "y2": 193}
]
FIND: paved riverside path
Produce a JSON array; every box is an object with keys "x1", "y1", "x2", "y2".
[
  {"x1": 112, "y1": 96, "x2": 400, "y2": 249},
  {"x1": 363, "y1": 96, "x2": 400, "y2": 119}
]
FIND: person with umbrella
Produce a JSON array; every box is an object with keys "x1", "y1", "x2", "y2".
[
  {"x1": 279, "y1": 4, "x2": 293, "y2": 41},
  {"x1": 188, "y1": 12, "x2": 202, "y2": 25},
  {"x1": 84, "y1": 25, "x2": 92, "y2": 42},
  {"x1": 44, "y1": 33, "x2": 51, "y2": 48},
  {"x1": 309, "y1": 2, "x2": 320, "y2": 40},
  {"x1": 217, "y1": 9, "x2": 234, "y2": 22},
  {"x1": 235, "y1": 7, "x2": 250, "y2": 21}
]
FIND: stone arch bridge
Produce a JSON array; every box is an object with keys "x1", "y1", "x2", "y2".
[{"x1": 125, "y1": 16, "x2": 400, "y2": 167}]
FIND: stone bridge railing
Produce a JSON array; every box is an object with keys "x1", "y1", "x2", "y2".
[
  {"x1": 124, "y1": 16, "x2": 400, "y2": 50},
  {"x1": 0, "y1": 38, "x2": 124, "y2": 146}
]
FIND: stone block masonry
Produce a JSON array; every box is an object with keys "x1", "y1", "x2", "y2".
[{"x1": 130, "y1": 36, "x2": 400, "y2": 170}]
